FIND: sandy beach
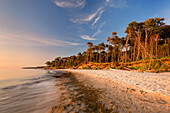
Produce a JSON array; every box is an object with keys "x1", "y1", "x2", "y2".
[{"x1": 58, "y1": 69, "x2": 170, "y2": 112}]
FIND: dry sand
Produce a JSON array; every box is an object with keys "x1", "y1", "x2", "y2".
[{"x1": 58, "y1": 69, "x2": 170, "y2": 112}]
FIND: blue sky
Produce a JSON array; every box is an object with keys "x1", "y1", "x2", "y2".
[{"x1": 0, "y1": 0, "x2": 170, "y2": 68}]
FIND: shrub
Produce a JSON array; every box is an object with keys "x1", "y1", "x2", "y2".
[
  {"x1": 93, "y1": 66, "x2": 104, "y2": 70},
  {"x1": 106, "y1": 67, "x2": 110, "y2": 70},
  {"x1": 82, "y1": 66, "x2": 89, "y2": 69},
  {"x1": 160, "y1": 64, "x2": 166, "y2": 69}
]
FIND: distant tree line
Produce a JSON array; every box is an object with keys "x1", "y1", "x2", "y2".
[{"x1": 45, "y1": 17, "x2": 170, "y2": 69}]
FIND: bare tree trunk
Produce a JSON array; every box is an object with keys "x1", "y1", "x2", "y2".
[
  {"x1": 131, "y1": 47, "x2": 133, "y2": 61},
  {"x1": 133, "y1": 40, "x2": 137, "y2": 61},
  {"x1": 120, "y1": 49, "x2": 122, "y2": 62},
  {"x1": 142, "y1": 48, "x2": 146, "y2": 71},
  {"x1": 156, "y1": 34, "x2": 159, "y2": 58},
  {"x1": 114, "y1": 48, "x2": 116, "y2": 63},
  {"x1": 112, "y1": 51, "x2": 114, "y2": 63},
  {"x1": 125, "y1": 36, "x2": 129, "y2": 62},
  {"x1": 168, "y1": 40, "x2": 170, "y2": 56},
  {"x1": 99, "y1": 51, "x2": 101, "y2": 63},
  {"x1": 145, "y1": 29, "x2": 148, "y2": 58},
  {"x1": 136, "y1": 33, "x2": 141, "y2": 60},
  {"x1": 165, "y1": 37, "x2": 167, "y2": 44},
  {"x1": 107, "y1": 43, "x2": 110, "y2": 62},
  {"x1": 105, "y1": 53, "x2": 107, "y2": 62},
  {"x1": 148, "y1": 36, "x2": 153, "y2": 70}
]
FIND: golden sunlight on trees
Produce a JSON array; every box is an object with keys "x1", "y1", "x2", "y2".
[{"x1": 45, "y1": 17, "x2": 170, "y2": 72}]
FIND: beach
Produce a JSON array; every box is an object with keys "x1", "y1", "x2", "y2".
[
  {"x1": 0, "y1": 69, "x2": 169, "y2": 112},
  {"x1": 58, "y1": 69, "x2": 170, "y2": 112}
]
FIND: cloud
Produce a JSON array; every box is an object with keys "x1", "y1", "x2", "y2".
[
  {"x1": 92, "y1": 10, "x2": 105, "y2": 26},
  {"x1": 106, "y1": 0, "x2": 128, "y2": 8},
  {"x1": 70, "y1": 7, "x2": 104, "y2": 24},
  {"x1": 70, "y1": 11, "x2": 98, "y2": 24},
  {"x1": 51, "y1": 0, "x2": 85, "y2": 8},
  {"x1": 92, "y1": 21, "x2": 106, "y2": 37},
  {"x1": 165, "y1": 18, "x2": 170, "y2": 25},
  {"x1": 0, "y1": 41, "x2": 5, "y2": 45},
  {"x1": 80, "y1": 35, "x2": 96, "y2": 40},
  {"x1": 163, "y1": 10, "x2": 170, "y2": 25},
  {"x1": 0, "y1": 34, "x2": 81, "y2": 47},
  {"x1": 80, "y1": 21, "x2": 105, "y2": 41},
  {"x1": 154, "y1": 8, "x2": 170, "y2": 25}
]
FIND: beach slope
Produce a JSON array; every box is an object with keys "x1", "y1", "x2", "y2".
[{"x1": 59, "y1": 69, "x2": 170, "y2": 112}]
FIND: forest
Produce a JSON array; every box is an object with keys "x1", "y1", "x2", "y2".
[{"x1": 45, "y1": 17, "x2": 170, "y2": 72}]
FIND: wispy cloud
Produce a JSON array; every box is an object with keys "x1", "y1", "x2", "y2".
[
  {"x1": 80, "y1": 21, "x2": 105, "y2": 40},
  {"x1": 92, "y1": 21, "x2": 106, "y2": 37},
  {"x1": 0, "y1": 34, "x2": 81, "y2": 47},
  {"x1": 92, "y1": 10, "x2": 105, "y2": 26},
  {"x1": 80, "y1": 34, "x2": 96, "y2": 40},
  {"x1": 107, "y1": 0, "x2": 128, "y2": 8},
  {"x1": 162, "y1": 10, "x2": 170, "y2": 25},
  {"x1": 70, "y1": 7, "x2": 104, "y2": 24},
  {"x1": 51, "y1": 0, "x2": 85, "y2": 8},
  {"x1": 51, "y1": 0, "x2": 127, "y2": 25},
  {"x1": 0, "y1": 41, "x2": 5, "y2": 45},
  {"x1": 70, "y1": 11, "x2": 98, "y2": 24},
  {"x1": 154, "y1": 8, "x2": 170, "y2": 25}
]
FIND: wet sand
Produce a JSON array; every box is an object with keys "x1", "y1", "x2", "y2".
[
  {"x1": 56, "y1": 69, "x2": 170, "y2": 113},
  {"x1": 50, "y1": 72, "x2": 114, "y2": 113}
]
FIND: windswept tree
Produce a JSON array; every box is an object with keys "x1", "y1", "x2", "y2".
[
  {"x1": 98, "y1": 42, "x2": 105, "y2": 63},
  {"x1": 45, "y1": 61, "x2": 51, "y2": 67},
  {"x1": 94, "y1": 45, "x2": 99, "y2": 62},
  {"x1": 107, "y1": 37, "x2": 111, "y2": 62},
  {"x1": 45, "y1": 17, "x2": 169, "y2": 71},
  {"x1": 153, "y1": 18, "x2": 165, "y2": 58},
  {"x1": 87, "y1": 42, "x2": 93, "y2": 62}
]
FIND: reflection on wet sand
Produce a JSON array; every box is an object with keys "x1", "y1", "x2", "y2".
[{"x1": 51, "y1": 73, "x2": 115, "y2": 113}]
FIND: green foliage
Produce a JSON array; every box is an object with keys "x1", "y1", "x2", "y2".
[
  {"x1": 160, "y1": 64, "x2": 166, "y2": 69},
  {"x1": 150, "y1": 61, "x2": 161, "y2": 69},
  {"x1": 106, "y1": 67, "x2": 110, "y2": 70},
  {"x1": 115, "y1": 66, "x2": 120, "y2": 69},
  {"x1": 93, "y1": 67, "x2": 104, "y2": 70},
  {"x1": 82, "y1": 66, "x2": 90, "y2": 69},
  {"x1": 45, "y1": 17, "x2": 169, "y2": 72}
]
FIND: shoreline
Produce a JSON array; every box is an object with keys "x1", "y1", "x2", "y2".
[
  {"x1": 57, "y1": 69, "x2": 170, "y2": 112},
  {"x1": 58, "y1": 69, "x2": 170, "y2": 96}
]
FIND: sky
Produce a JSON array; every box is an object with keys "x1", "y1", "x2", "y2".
[{"x1": 0, "y1": 0, "x2": 170, "y2": 68}]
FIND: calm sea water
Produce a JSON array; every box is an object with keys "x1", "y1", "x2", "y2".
[
  {"x1": 0, "y1": 69, "x2": 114, "y2": 113},
  {"x1": 0, "y1": 69, "x2": 64, "y2": 113}
]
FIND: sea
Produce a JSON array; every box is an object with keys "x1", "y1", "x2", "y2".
[
  {"x1": 0, "y1": 68, "x2": 64, "y2": 113},
  {"x1": 0, "y1": 68, "x2": 113, "y2": 113}
]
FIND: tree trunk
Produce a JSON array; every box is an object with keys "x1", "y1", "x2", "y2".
[
  {"x1": 136, "y1": 33, "x2": 141, "y2": 60},
  {"x1": 107, "y1": 43, "x2": 110, "y2": 62},
  {"x1": 133, "y1": 40, "x2": 137, "y2": 61},
  {"x1": 125, "y1": 36, "x2": 129, "y2": 62},
  {"x1": 120, "y1": 49, "x2": 122, "y2": 62},
  {"x1": 145, "y1": 29, "x2": 148, "y2": 58},
  {"x1": 99, "y1": 51, "x2": 101, "y2": 63},
  {"x1": 114, "y1": 48, "x2": 116, "y2": 63},
  {"x1": 148, "y1": 36, "x2": 154, "y2": 70},
  {"x1": 165, "y1": 37, "x2": 167, "y2": 44},
  {"x1": 97, "y1": 51, "x2": 99, "y2": 62},
  {"x1": 112, "y1": 51, "x2": 114, "y2": 63},
  {"x1": 142, "y1": 48, "x2": 145, "y2": 70},
  {"x1": 131, "y1": 47, "x2": 133, "y2": 61},
  {"x1": 156, "y1": 34, "x2": 159, "y2": 58}
]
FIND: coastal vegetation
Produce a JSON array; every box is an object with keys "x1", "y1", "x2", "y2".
[{"x1": 45, "y1": 17, "x2": 170, "y2": 72}]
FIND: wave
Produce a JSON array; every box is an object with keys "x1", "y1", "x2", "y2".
[{"x1": 1, "y1": 70, "x2": 65, "y2": 91}]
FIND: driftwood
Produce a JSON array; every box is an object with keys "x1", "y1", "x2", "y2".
[{"x1": 123, "y1": 67, "x2": 132, "y2": 71}]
